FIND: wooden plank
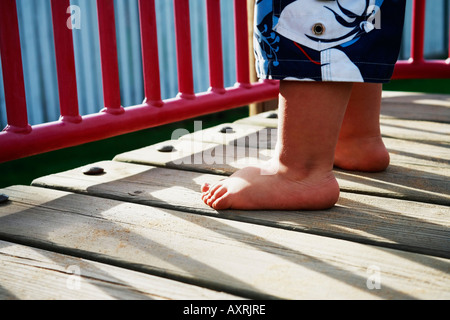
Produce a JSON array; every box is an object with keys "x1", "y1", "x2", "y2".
[
  {"x1": 380, "y1": 91, "x2": 450, "y2": 123},
  {"x1": 31, "y1": 161, "x2": 450, "y2": 258},
  {"x1": 234, "y1": 111, "x2": 450, "y2": 145},
  {"x1": 180, "y1": 123, "x2": 449, "y2": 161},
  {"x1": 380, "y1": 118, "x2": 450, "y2": 145},
  {"x1": 112, "y1": 139, "x2": 450, "y2": 205},
  {"x1": 0, "y1": 240, "x2": 240, "y2": 300},
  {"x1": 384, "y1": 137, "x2": 449, "y2": 166},
  {"x1": 113, "y1": 139, "x2": 272, "y2": 175},
  {"x1": 1, "y1": 185, "x2": 449, "y2": 299},
  {"x1": 243, "y1": 91, "x2": 450, "y2": 123},
  {"x1": 233, "y1": 110, "x2": 278, "y2": 128},
  {"x1": 179, "y1": 123, "x2": 277, "y2": 149},
  {"x1": 116, "y1": 136, "x2": 450, "y2": 170}
]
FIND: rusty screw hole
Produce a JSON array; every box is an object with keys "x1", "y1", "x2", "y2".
[
  {"x1": 220, "y1": 126, "x2": 234, "y2": 133},
  {"x1": 0, "y1": 194, "x2": 9, "y2": 204},
  {"x1": 158, "y1": 145, "x2": 175, "y2": 153},
  {"x1": 83, "y1": 167, "x2": 105, "y2": 176}
]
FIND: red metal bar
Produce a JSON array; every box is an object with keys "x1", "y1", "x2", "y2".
[
  {"x1": 206, "y1": 0, "x2": 225, "y2": 94},
  {"x1": 97, "y1": 0, "x2": 124, "y2": 115},
  {"x1": 51, "y1": 0, "x2": 81, "y2": 123},
  {"x1": 0, "y1": 82, "x2": 280, "y2": 163},
  {"x1": 392, "y1": 0, "x2": 450, "y2": 79},
  {"x1": 139, "y1": 0, "x2": 163, "y2": 107},
  {"x1": 393, "y1": 60, "x2": 450, "y2": 79},
  {"x1": 0, "y1": 0, "x2": 31, "y2": 133},
  {"x1": 410, "y1": 0, "x2": 426, "y2": 62},
  {"x1": 233, "y1": 0, "x2": 250, "y2": 87},
  {"x1": 174, "y1": 0, "x2": 195, "y2": 99}
]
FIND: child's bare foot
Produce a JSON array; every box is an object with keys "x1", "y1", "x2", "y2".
[
  {"x1": 200, "y1": 81, "x2": 352, "y2": 211},
  {"x1": 201, "y1": 160, "x2": 340, "y2": 211},
  {"x1": 334, "y1": 136, "x2": 390, "y2": 172}
]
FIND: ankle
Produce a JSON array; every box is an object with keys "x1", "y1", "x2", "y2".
[{"x1": 270, "y1": 157, "x2": 336, "y2": 184}]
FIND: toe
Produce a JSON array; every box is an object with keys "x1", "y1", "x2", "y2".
[
  {"x1": 202, "y1": 188, "x2": 214, "y2": 202},
  {"x1": 206, "y1": 186, "x2": 227, "y2": 207},
  {"x1": 207, "y1": 183, "x2": 222, "y2": 197},
  {"x1": 201, "y1": 183, "x2": 210, "y2": 193},
  {"x1": 201, "y1": 183, "x2": 219, "y2": 203},
  {"x1": 212, "y1": 186, "x2": 227, "y2": 199},
  {"x1": 206, "y1": 193, "x2": 216, "y2": 207},
  {"x1": 212, "y1": 193, "x2": 232, "y2": 210}
]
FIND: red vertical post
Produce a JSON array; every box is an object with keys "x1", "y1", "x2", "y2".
[
  {"x1": 206, "y1": 0, "x2": 225, "y2": 94},
  {"x1": 0, "y1": 0, "x2": 31, "y2": 133},
  {"x1": 51, "y1": 0, "x2": 82, "y2": 123},
  {"x1": 139, "y1": 0, "x2": 163, "y2": 106},
  {"x1": 97, "y1": 0, "x2": 124, "y2": 114},
  {"x1": 233, "y1": 0, "x2": 250, "y2": 87},
  {"x1": 174, "y1": 0, "x2": 195, "y2": 99},
  {"x1": 410, "y1": 0, "x2": 426, "y2": 63}
]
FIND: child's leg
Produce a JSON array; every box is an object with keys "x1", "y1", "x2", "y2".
[
  {"x1": 335, "y1": 83, "x2": 390, "y2": 172},
  {"x1": 201, "y1": 81, "x2": 353, "y2": 210}
]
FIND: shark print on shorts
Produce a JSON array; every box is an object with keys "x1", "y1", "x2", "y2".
[{"x1": 254, "y1": 0, "x2": 406, "y2": 83}]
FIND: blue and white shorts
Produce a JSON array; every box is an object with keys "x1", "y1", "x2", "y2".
[{"x1": 254, "y1": 0, "x2": 406, "y2": 83}]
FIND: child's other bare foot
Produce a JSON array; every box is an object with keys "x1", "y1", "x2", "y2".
[
  {"x1": 335, "y1": 83, "x2": 390, "y2": 172},
  {"x1": 201, "y1": 161, "x2": 340, "y2": 211},
  {"x1": 334, "y1": 136, "x2": 390, "y2": 172}
]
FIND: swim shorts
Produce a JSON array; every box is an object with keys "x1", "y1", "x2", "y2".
[{"x1": 253, "y1": 0, "x2": 407, "y2": 83}]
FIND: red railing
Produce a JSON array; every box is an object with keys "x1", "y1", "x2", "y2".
[
  {"x1": 0, "y1": 0, "x2": 449, "y2": 164},
  {"x1": 393, "y1": 0, "x2": 450, "y2": 78}
]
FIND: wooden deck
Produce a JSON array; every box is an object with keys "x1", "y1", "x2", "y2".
[{"x1": 0, "y1": 91, "x2": 449, "y2": 300}]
